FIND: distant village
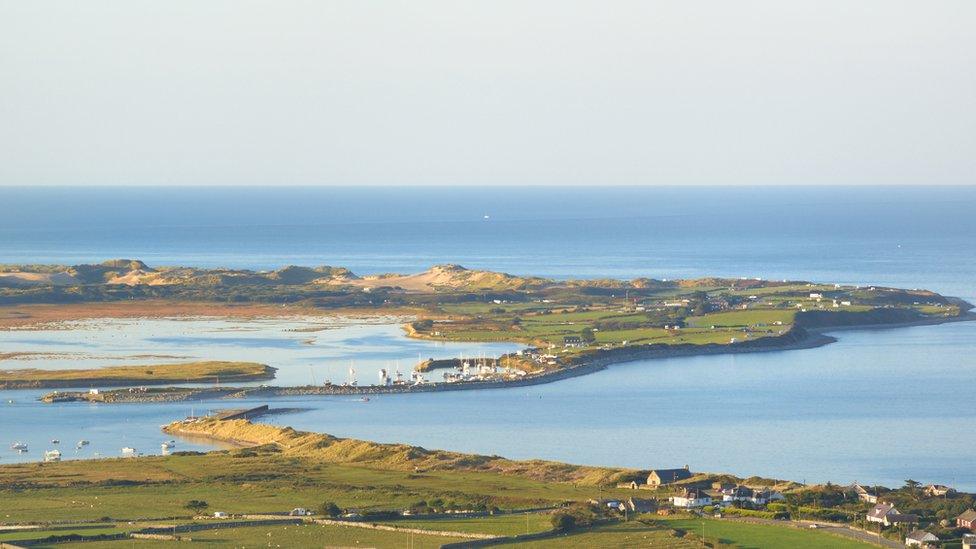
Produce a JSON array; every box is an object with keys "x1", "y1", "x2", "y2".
[{"x1": 584, "y1": 466, "x2": 976, "y2": 548}]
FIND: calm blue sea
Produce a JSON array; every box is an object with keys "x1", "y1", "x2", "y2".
[{"x1": 1, "y1": 186, "x2": 974, "y2": 489}]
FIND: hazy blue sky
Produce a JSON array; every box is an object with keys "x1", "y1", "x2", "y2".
[{"x1": 1, "y1": 1, "x2": 974, "y2": 186}]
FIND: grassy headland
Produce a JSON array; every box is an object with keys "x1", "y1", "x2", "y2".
[
  {"x1": 0, "y1": 361, "x2": 274, "y2": 389},
  {"x1": 3, "y1": 418, "x2": 970, "y2": 548}
]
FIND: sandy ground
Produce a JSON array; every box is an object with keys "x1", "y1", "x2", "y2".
[{"x1": 0, "y1": 301, "x2": 419, "y2": 330}]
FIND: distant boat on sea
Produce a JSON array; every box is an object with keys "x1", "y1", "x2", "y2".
[
  {"x1": 44, "y1": 449, "x2": 61, "y2": 462},
  {"x1": 10, "y1": 442, "x2": 28, "y2": 451}
]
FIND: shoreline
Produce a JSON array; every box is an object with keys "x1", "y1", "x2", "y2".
[{"x1": 35, "y1": 311, "x2": 974, "y2": 403}]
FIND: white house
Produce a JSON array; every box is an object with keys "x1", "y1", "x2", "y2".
[
  {"x1": 853, "y1": 483, "x2": 879, "y2": 504},
  {"x1": 672, "y1": 488, "x2": 712, "y2": 508},
  {"x1": 867, "y1": 503, "x2": 899, "y2": 524},
  {"x1": 867, "y1": 503, "x2": 918, "y2": 526},
  {"x1": 924, "y1": 484, "x2": 955, "y2": 497},
  {"x1": 905, "y1": 530, "x2": 939, "y2": 547},
  {"x1": 722, "y1": 486, "x2": 753, "y2": 503},
  {"x1": 750, "y1": 489, "x2": 785, "y2": 505}
]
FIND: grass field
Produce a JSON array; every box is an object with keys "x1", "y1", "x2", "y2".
[
  {"x1": 0, "y1": 449, "x2": 631, "y2": 524},
  {"x1": 379, "y1": 513, "x2": 553, "y2": 535},
  {"x1": 686, "y1": 309, "x2": 796, "y2": 328},
  {"x1": 0, "y1": 360, "x2": 273, "y2": 386},
  {"x1": 3, "y1": 517, "x2": 879, "y2": 549},
  {"x1": 659, "y1": 516, "x2": 872, "y2": 549},
  {"x1": 29, "y1": 523, "x2": 467, "y2": 549},
  {"x1": 498, "y1": 521, "x2": 703, "y2": 547}
]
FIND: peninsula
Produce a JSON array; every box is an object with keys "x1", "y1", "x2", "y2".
[{"x1": 0, "y1": 260, "x2": 971, "y2": 401}]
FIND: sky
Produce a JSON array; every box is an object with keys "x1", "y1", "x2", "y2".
[{"x1": 1, "y1": 1, "x2": 974, "y2": 186}]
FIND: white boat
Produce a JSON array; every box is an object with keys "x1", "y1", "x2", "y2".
[
  {"x1": 10, "y1": 442, "x2": 28, "y2": 451},
  {"x1": 44, "y1": 449, "x2": 62, "y2": 462},
  {"x1": 161, "y1": 441, "x2": 176, "y2": 450},
  {"x1": 121, "y1": 447, "x2": 137, "y2": 457},
  {"x1": 51, "y1": 439, "x2": 60, "y2": 444},
  {"x1": 76, "y1": 440, "x2": 90, "y2": 448}
]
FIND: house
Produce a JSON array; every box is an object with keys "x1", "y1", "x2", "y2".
[
  {"x1": 672, "y1": 488, "x2": 712, "y2": 508},
  {"x1": 289, "y1": 508, "x2": 311, "y2": 516},
  {"x1": 647, "y1": 466, "x2": 692, "y2": 486},
  {"x1": 627, "y1": 497, "x2": 656, "y2": 513},
  {"x1": 962, "y1": 533, "x2": 976, "y2": 549},
  {"x1": 722, "y1": 486, "x2": 754, "y2": 503},
  {"x1": 752, "y1": 488, "x2": 786, "y2": 505},
  {"x1": 886, "y1": 514, "x2": 919, "y2": 527},
  {"x1": 853, "y1": 483, "x2": 879, "y2": 504},
  {"x1": 923, "y1": 484, "x2": 955, "y2": 497},
  {"x1": 750, "y1": 489, "x2": 785, "y2": 505},
  {"x1": 867, "y1": 503, "x2": 900, "y2": 524},
  {"x1": 957, "y1": 509, "x2": 976, "y2": 530},
  {"x1": 866, "y1": 503, "x2": 918, "y2": 527},
  {"x1": 563, "y1": 336, "x2": 584, "y2": 348},
  {"x1": 905, "y1": 530, "x2": 939, "y2": 547}
]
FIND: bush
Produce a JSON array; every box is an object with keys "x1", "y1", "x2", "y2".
[
  {"x1": 318, "y1": 501, "x2": 342, "y2": 517},
  {"x1": 551, "y1": 512, "x2": 577, "y2": 531},
  {"x1": 720, "y1": 507, "x2": 784, "y2": 520},
  {"x1": 184, "y1": 500, "x2": 208, "y2": 511}
]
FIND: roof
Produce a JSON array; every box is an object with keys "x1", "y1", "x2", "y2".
[
  {"x1": 725, "y1": 486, "x2": 753, "y2": 497},
  {"x1": 678, "y1": 488, "x2": 709, "y2": 499},
  {"x1": 906, "y1": 530, "x2": 937, "y2": 542},
  {"x1": 628, "y1": 498, "x2": 655, "y2": 512},
  {"x1": 958, "y1": 509, "x2": 976, "y2": 522},
  {"x1": 887, "y1": 514, "x2": 918, "y2": 523},
  {"x1": 648, "y1": 468, "x2": 692, "y2": 482},
  {"x1": 868, "y1": 503, "x2": 896, "y2": 519}
]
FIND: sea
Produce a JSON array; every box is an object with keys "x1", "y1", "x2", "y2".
[{"x1": 0, "y1": 185, "x2": 974, "y2": 489}]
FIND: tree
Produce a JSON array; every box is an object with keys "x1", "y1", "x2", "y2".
[
  {"x1": 184, "y1": 500, "x2": 208, "y2": 511},
  {"x1": 551, "y1": 512, "x2": 577, "y2": 531},
  {"x1": 318, "y1": 501, "x2": 342, "y2": 517},
  {"x1": 581, "y1": 327, "x2": 596, "y2": 344},
  {"x1": 904, "y1": 479, "x2": 921, "y2": 501}
]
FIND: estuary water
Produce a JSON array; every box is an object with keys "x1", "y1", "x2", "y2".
[{"x1": 0, "y1": 185, "x2": 974, "y2": 489}]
